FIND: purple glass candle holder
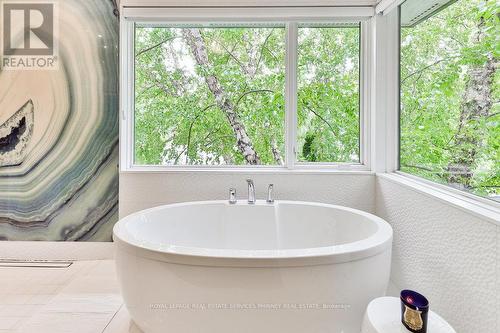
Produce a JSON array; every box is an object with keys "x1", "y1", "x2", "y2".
[{"x1": 400, "y1": 290, "x2": 429, "y2": 333}]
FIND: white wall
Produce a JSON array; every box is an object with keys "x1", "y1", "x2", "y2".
[
  {"x1": 119, "y1": 172, "x2": 375, "y2": 217},
  {"x1": 376, "y1": 176, "x2": 500, "y2": 333}
]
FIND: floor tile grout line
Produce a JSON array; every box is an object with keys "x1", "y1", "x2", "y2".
[{"x1": 100, "y1": 303, "x2": 125, "y2": 333}]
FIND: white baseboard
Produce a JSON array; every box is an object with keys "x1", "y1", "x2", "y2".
[{"x1": 0, "y1": 241, "x2": 115, "y2": 261}]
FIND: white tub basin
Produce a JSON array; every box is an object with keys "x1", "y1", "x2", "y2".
[{"x1": 113, "y1": 200, "x2": 393, "y2": 333}]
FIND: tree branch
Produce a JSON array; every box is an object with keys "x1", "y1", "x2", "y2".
[
  {"x1": 136, "y1": 36, "x2": 182, "y2": 57},
  {"x1": 235, "y1": 89, "x2": 274, "y2": 106},
  {"x1": 401, "y1": 55, "x2": 462, "y2": 84},
  {"x1": 470, "y1": 185, "x2": 500, "y2": 189},
  {"x1": 301, "y1": 101, "x2": 336, "y2": 135},
  {"x1": 185, "y1": 104, "x2": 216, "y2": 164},
  {"x1": 401, "y1": 164, "x2": 435, "y2": 172},
  {"x1": 201, "y1": 127, "x2": 225, "y2": 151},
  {"x1": 216, "y1": 41, "x2": 247, "y2": 73},
  {"x1": 486, "y1": 111, "x2": 500, "y2": 119},
  {"x1": 254, "y1": 30, "x2": 275, "y2": 75}
]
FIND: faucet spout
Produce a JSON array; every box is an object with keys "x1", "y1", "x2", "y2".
[{"x1": 246, "y1": 179, "x2": 255, "y2": 204}]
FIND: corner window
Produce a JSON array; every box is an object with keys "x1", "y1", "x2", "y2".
[
  {"x1": 130, "y1": 20, "x2": 364, "y2": 168},
  {"x1": 399, "y1": 0, "x2": 499, "y2": 201}
]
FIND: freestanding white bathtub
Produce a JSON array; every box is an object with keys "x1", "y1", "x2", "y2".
[{"x1": 113, "y1": 200, "x2": 392, "y2": 333}]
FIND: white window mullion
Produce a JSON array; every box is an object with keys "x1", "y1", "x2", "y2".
[
  {"x1": 371, "y1": 10, "x2": 399, "y2": 173},
  {"x1": 285, "y1": 22, "x2": 298, "y2": 169},
  {"x1": 360, "y1": 20, "x2": 371, "y2": 170}
]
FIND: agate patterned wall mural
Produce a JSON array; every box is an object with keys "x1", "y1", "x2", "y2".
[{"x1": 0, "y1": 0, "x2": 119, "y2": 241}]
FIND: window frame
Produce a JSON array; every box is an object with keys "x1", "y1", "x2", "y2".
[{"x1": 119, "y1": 6, "x2": 374, "y2": 172}]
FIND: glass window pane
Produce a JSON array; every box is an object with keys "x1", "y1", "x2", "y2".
[
  {"x1": 134, "y1": 25, "x2": 286, "y2": 166},
  {"x1": 297, "y1": 25, "x2": 360, "y2": 163},
  {"x1": 400, "y1": 0, "x2": 499, "y2": 201}
]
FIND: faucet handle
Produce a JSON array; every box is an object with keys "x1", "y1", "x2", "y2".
[
  {"x1": 267, "y1": 184, "x2": 274, "y2": 204},
  {"x1": 246, "y1": 179, "x2": 255, "y2": 204},
  {"x1": 229, "y1": 188, "x2": 237, "y2": 204}
]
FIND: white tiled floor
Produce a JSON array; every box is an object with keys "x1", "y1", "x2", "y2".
[{"x1": 0, "y1": 260, "x2": 142, "y2": 333}]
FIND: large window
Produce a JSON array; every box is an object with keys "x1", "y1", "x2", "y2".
[
  {"x1": 132, "y1": 22, "x2": 362, "y2": 167},
  {"x1": 400, "y1": 0, "x2": 499, "y2": 201}
]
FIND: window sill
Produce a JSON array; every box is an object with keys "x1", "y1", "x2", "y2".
[
  {"x1": 120, "y1": 164, "x2": 373, "y2": 175},
  {"x1": 377, "y1": 172, "x2": 500, "y2": 226}
]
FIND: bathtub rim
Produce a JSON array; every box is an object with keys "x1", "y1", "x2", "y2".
[{"x1": 113, "y1": 200, "x2": 392, "y2": 267}]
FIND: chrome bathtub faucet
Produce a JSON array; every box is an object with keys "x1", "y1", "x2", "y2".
[
  {"x1": 229, "y1": 188, "x2": 237, "y2": 204},
  {"x1": 246, "y1": 179, "x2": 256, "y2": 204},
  {"x1": 267, "y1": 184, "x2": 274, "y2": 204}
]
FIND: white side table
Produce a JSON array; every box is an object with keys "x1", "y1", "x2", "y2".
[{"x1": 361, "y1": 297, "x2": 456, "y2": 333}]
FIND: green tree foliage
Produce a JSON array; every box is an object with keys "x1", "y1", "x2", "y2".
[
  {"x1": 400, "y1": 0, "x2": 499, "y2": 200},
  {"x1": 135, "y1": 26, "x2": 286, "y2": 166},
  {"x1": 298, "y1": 26, "x2": 360, "y2": 163},
  {"x1": 134, "y1": 24, "x2": 360, "y2": 166}
]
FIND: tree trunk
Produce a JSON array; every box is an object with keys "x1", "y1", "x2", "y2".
[
  {"x1": 270, "y1": 137, "x2": 284, "y2": 165},
  {"x1": 447, "y1": 16, "x2": 497, "y2": 189},
  {"x1": 183, "y1": 28, "x2": 261, "y2": 165}
]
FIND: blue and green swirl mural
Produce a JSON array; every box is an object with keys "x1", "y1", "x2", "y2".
[{"x1": 0, "y1": 0, "x2": 119, "y2": 241}]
